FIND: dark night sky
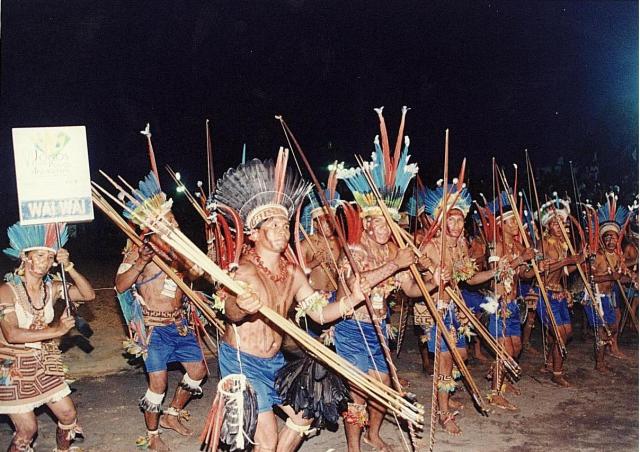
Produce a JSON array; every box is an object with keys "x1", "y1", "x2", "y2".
[{"x1": 0, "y1": 1, "x2": 638, "y2": 259}]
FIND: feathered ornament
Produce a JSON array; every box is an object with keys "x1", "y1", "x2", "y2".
[
  {"x1": 275, "y1": 355, "x2": 351, "y2": 429},
  {"x1": 423, "y1": 160, "x2": 472, "y2": 220},
  {"x1": 3, "y1": 222, "x2": 68, "y2": 260},
  {"x1": 337, "y1": 107, "x2": 418, "y2": 221},
  {"x1": 300, "y1": 163, "x2": 342, "y2": 236},
  {"x1": 628, "y1": 195, "x2": 639, "y2": 239},
  {"x1": 597, "y1": 192, "x2": 629, "y2": 237},
  {"x1": 215, "y1": 148, "x2": 311, "y2": 231},
  {"x1": 124, "y1": 171, "x2": 173, "y2": 226},
  {"x1": 536, "y1": 192, "x2": 571, "y2": 228},
  {"x1": 480, "y1": 294, "x2": 499, "y2": 314}
]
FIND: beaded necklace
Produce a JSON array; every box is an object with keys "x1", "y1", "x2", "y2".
[{"x1": 248, "y1": 248, "x2": 289, "y2": 283}]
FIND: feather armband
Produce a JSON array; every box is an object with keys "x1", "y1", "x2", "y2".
[{"x1": 295, "y1": 291, "x2": 329, "y2": 324}]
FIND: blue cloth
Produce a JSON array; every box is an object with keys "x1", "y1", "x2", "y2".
[
  {"x1": 422, "y1": 304, "x2": 466, "y2": 352},
  {"x1": 536, "y1": 293, "x2": 572, "y2": 327},
  {"x1": 143, "y1": 321, "x2": 204, "y2": 373},
  {"x1": 488, "y1": 300, "x2": 521, "y2": 338},
  {"x1": 218, "y1": 342, "x2": 285, "y2": 413},
  {"x1": 461, "y1": 288, "x2": 484, "y2": 314},
  {"x1": 334, "y1": 319, "x2": 389, "y2": 374},
  {"x1": 584, "y1": 294, "x2": 616, "y2": 328}
]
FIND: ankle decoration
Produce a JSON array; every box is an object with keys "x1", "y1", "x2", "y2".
[
  {"x1": 139, "y1": 389, "x2": 164, "y2": 413},
  {"x1": 164, "y1": 406, "x2": 191, "y2": 422},
  {"x1": 178, "y1": 373, "x2": 203, "y2": 396},
  {"x1": 451, "y1": 366, "x2": 461, "y2": 380},
  {"x1": 437, "y1": 375, "x2": 456, "y2": 393},
  {"x1": 57, "y1": 419, "x2": 83, "y2": 441},
  {"x1": 343, "y1": 402, "x2": 368, "y2": 427},
  {"x1": 285, "y1": 418, "x2": 316, "y2": 437},
  {"x1": 136, "y1": 430, "x2": 159, "y2": 449},
  {"x1": 10, "y1": 434, "x2": 34, "y2": 452}
]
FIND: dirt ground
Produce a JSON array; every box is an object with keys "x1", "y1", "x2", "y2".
[{"x1": 0, "y1": 255, "x2": 638, "y2": 451}]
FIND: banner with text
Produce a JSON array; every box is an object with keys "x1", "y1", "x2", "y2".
[{"x1": 12, "y1": 126, "x2": 94, "y2": 225}]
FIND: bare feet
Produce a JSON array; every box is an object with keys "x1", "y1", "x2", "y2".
[
  {"x1": 160, "y1": 414, "x2": 193, "y2": 436},
  {"x1": 551, "y1": 373, "x2": 572, "y2": 387},
  {"x1": 438, "y1": 412, "x2": 462, "y2": 436},
  {"x1": 539, "y1": 362, "x2": 552, "y2": 374},
  {"x1": 503, "y1": 381, "x2": 521, "y2": 396},
  {"x1": 398, "y1": 376, "x2": 411, "y2": 388},
  {"x1": 609, "y1": 349, "x2": 629, "y2": 360},
  {"x1": 148, "y1": 435, "x2": 171, "y2": 452},
  {"x1": 488, "y1": 393, "x2": 518, "y2": 411},
  {"x1": 363, "y1": 434, "x2": 397, "y2": 451}
]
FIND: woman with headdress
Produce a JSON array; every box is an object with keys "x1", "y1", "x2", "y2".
[
  {"x1": 0, "y1": 222, "x2": 95, "y2": 452},
  {"x1": 215, "y1": 148, "x2": 365, "y2": 452}
]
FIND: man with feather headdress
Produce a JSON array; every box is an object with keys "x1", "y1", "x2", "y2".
[{"x1": 215, "y1": 148, "x2": 366, "y2": 452}]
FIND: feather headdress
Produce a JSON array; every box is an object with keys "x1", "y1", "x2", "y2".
[
  {"x1": 597, "y1": 192, "x2": 629, "y2": 237},
  {"x1": 424, "y1": 160, "x2": 471, "y2": 219},
  {"x1": 337, "y1": 106, "x2": 418, "y2": 221},
  {"x1": 536, "y1": 192, "x2": 571, "y2": 228},
  {"x1": 4, "y1": 222, "x2": 68, "y2": 259},
  {"x1": 215, "y1": 147, "x2": 311, "y2": 231},
  {"x1": 124, "y1": 171, "x2": 173, "y2": 226},
  {"x1": 628, "y1": 195, "x2": 639, "y2": 237},
  {"x1": 300, "y1": 163, "x2": 342, "y2": 234}
]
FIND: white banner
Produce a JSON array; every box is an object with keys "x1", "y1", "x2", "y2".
[{"x1": 12, "y1": 126, "x2": 94, "y2": 225}]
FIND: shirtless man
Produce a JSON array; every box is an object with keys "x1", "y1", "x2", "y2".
[
  {"x1": 333, "y1": 211, "x2": 430, "y2": 451},
  {"x1": 115, "y1": 174, "x2": 207, "y2": 451},
  {"x1": 536, "y1": 199, "x2": 580, "y2": 386},
  {"x1": 420, "y1": 189, "x2": 496, "y2": 435},
  {"x1": 215, "y1": 153, "x2": 365, "y2": 452},
  {"x1": 301, "y1": 206, "x2": 341, "y2": 297},
  {"x1": 485, "y1": 197, "x2": 536, "y2": 410},
  {"x1": 621, "y1": 207, "x2": 639, "y2": 332}
]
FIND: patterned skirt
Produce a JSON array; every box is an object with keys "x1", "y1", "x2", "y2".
[{"x1": 0, "y1": 342, "x2": 70, "y2": 414}]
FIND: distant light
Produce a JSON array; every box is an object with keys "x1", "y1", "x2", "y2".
[{"x1": 555, "y1": 111, "x2": 559, "y2": 115}]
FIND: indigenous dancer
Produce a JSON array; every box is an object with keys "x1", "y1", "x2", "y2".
[
  {"x1": 335, "y1": 107, "x2": 429, "y2": 450},
  {"x1": 484, "y1": 192, "x2": 536, "y2": 410},
  {"x1": 588, "y1": 194, "x2": 635, "y2": 365},
  {"x1": 114, "y1": 172, "x2": 207, "y2": 451},
  {"x1": 535, "y1": 196, "x2": 578, "y2": 386},
  {"x1": 214, "y1": 149, "x2": 365, "y2": 452},
  {"x1": 0, "y1": 222, "x2": 95, "y2": 452},
  {"x1": 621, "y1": 199, "x2": 639, "y2": 332},
  {"x1": 420, "y1": 179, "x2": 496, "y2": 434}
]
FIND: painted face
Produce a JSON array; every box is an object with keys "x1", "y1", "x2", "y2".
[
  {"x1": 23, "y1": 249, "x2": 56, "y2": 276},
  {"x1": 603, "y1": 231, "x2": 618, "y2": 251},
  {"x1": 255, "y1": 216, "x2": 291, "y2": 253},
  {"x1": 165, "y1": 211, "x2": 179, "y2": 228},
  {"x1": 547, "y1": 217, "x2": 564, "y2": 237},
  {"x1": 446, "y1": 210, "x2": 465, "y2": 239},
  {"x1": 313, "y1": 215, "x2": 334, "y2": 237},
  {"x1": 502, "y1": 216, "x2": 519, "y2": 236},
  {"x1": 364, "y1": 215, "x2": 391, "y2": 245}
]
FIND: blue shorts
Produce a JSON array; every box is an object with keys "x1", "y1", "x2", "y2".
[
  {"x1": 218, "y1": 342, "x2": 285, "y2": 413},
  {"x1": 422, "y1": 305, "x2": 466, "y2": 352},
  {"x1": 461, "y1": 289, "x2": 484, "y2": 315},
  {"x1": 584, "y1": 294, "x2": 616, "y2": 328},
  {"x1": 488, "y1": 300, "x2": 521, "y2": 338},
  {"x1": 301, "y1": 291, "x2": 336, "y2": 338},
  {"x1": 537, "y1": 294, "x2": 571, "y2": 327},
  {"x1": 143, "y1": 321, "x2": 204, "y2": 373},
  {"x1": 334, "y1": 319, "x2": 389, "y2": 374}
]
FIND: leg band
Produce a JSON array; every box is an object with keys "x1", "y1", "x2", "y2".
[
  {"x1": 10, "y1": 434, "x2": 34, "y2": 452},
  {"x1": 451, "y1": 366, "x2": 461, "y2": 380},
  {"x1": 285, "y1": 418, "x2": 316, "y2": 437},
  {"x1": 57, "y1": 419, "x2": 83, "y2": 441},
  {"x1": 437, "y1": 375, "x2": 456, "y2": 393},
  {"x1": 139, "y1": 389, "x2": 164, "y2": 413},
  {"x1": 164, "y1": 406, "x2": 191, "y2": 421},
  {"x1": 178, "y1": 373, "x2": 203, "y2": 396},
  {"x1": 343, "y1": 402, "x2": 368, "y2": 427}
]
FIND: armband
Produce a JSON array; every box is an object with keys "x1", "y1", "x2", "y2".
[
  {"x1": 295, "y1": 291, "x2": 329, "y2": 325},
  {"x1": 488, "y1": 255, "x2": 500, "y2": 264},
  {"x1": 117, "y1": 263, "x2": 133, "y2": 275}
]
